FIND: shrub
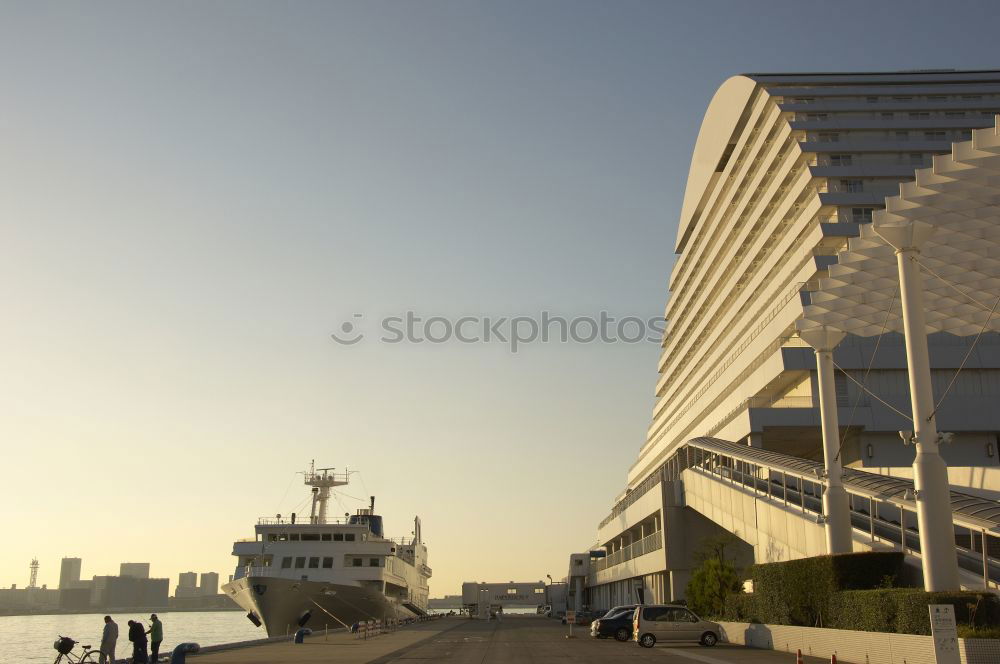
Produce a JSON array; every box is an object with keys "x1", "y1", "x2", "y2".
[
  {"x1": 749, "y1": 551, "x2": 906, "y2": 627},
  {"x1": 687, "y1": 557, "x2": 741, "y2": 618},
  {"x1": 763, "y1": 587, "x2": 1000, "y2": 636}
]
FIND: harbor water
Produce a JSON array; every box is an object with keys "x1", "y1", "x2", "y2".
[{"x1": 1, "y1": 611, "x2": 262, "y2": 664}]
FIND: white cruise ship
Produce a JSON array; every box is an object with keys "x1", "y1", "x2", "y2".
[{"x1": 222, "y1": 463, "x2": 431, "y2": 637}]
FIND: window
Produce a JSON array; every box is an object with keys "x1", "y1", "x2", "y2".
[
  {"x1": 268, "y1": 534, "x2": 279, "y2": 542},
  {"x1": 370, "y1": 558, "x2": 381, "y2": 567},
  {"x1": 880, "y1": 112, "x2": 894, "y2": 119},
  {"x1": 818, "y1": 132, "x2": 839, "y2": 143},
  {"x1": 278, "y1": 534, "x2": 288, "y2": 541},
  {"x1": 294, "y1": 557, "x2": 306, "y2": 569},
  {"x1": 281, "y1": 557, "x2": 292, "y2": 569},
  {"x1": 322, "y1": 557, "x2": 334, "y2": 568},
  {"x1": 507, "y1": 588, "x2": 517, "y2": 594},
  {"x1": 352, "y1": 558, "x2": 363, "y2": 567},
  {"x1": 840, "y1": 179, "x2": 863, "y2": 193},
  {"x1": 333, "y1": 533, "x2": 344, "y2": 541},
  {"x1": 793, "y1": 97, "x2": 815, "y2": 104},
  {"x1": 926, "y1": 95, "x2": 946, "y2": 101},
  {"x1": 945, "y1": 111, "x2": 966, "y2": 118},
  {"x1": 924, "y1": 131, "x2": 946, "y2": 140},
  {"x1": 893, "y1": 96, "x2": 913, "y2": 103},
  {"x1": 321, "y1": 533, "x2": 331, "y2": 541},
  {"x1": 806, "y1": 113, "x2": 828, "y2": 121},
  {"x1": 290, "y1": 534, "x2": 300, "y2": 541},
  {"x1": 345, "y1": 534, "x2": 356, "y2": 542},
  {"x1": 534, "y1": 588, "x2": 545, "y2": 594},
  {"x1": 642, "y1": 606, "x2": 670, "y2": 621},
  {"x1": 308, "y1": 557, "x2": 319, "y2": 569},
  {"x1": 963, "y1": 95, "x2": 983, "y2": 101},
  {"x1": 909, "y1": 153, "x2": 924, "y2": 165},
  {"x1": 852, "y1": 208, "x2": 874, "y2": 223},
  {"x1": 908, "y1": 112, "x2": 930, "y2": 119},
  {"x1": 574, "y1": 559, "x2": 583, "y2": 566},
  {"x1": 829, "y1": 154, "x2": 852, "y2": 166},
  {"x1": 301, "y1": 533, "x2": 320, "y2": 541},
  {"x1": 866, "y1": 96, "x2": 879, "y2": 103},
  {"x1": 960, "y1": 130, "x2": 973, "y2": 140},
  {"x1": 895, "y1": 130, "x2": 910, "y2": 141}
]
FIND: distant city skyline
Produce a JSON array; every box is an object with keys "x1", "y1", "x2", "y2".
[{"x1": 3, "y1": 0, "x2": 1000, "y2": 596}]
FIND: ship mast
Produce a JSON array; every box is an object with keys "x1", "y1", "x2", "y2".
[{"x1": 304, "y1": 460, "x2": 349, "y2": 523}]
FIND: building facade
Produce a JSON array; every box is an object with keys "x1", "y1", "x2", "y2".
[
  {"x1": 587, "y1": 70, "x2": 1000, "y2": 609},
  {"x1": 119, "y1": 562, "x2": 150, "y2": 579},
  {"x1": 58, "y1": 557, "x2": 82, "y2": 589}
]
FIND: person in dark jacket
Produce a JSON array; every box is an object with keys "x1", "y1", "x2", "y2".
[{"x1": 127, "y1": 619, "x2": 149, "y2": 663}]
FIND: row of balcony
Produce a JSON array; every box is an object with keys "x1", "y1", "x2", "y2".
[{"x1": 594, "y1": 531, "x2": 663, "y2": 572}]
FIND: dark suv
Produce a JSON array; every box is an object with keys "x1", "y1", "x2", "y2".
[{"x1": 589, "y1": 605, "x2": 638, "y2": 641}]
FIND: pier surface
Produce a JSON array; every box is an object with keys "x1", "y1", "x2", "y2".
[{"x1": 190, "y1": 616, "x2": 829, "y2": 663}]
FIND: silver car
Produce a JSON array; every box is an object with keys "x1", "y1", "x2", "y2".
[{"x1": 632, "y1": 604, "x2": 721, "y2": 648}]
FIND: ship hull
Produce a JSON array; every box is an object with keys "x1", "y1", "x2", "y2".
[{"x1": 223, "y1": 576, "x2": 421, "y2": 638}]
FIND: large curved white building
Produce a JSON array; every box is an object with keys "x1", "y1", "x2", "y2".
[{"x1": 583, "y1": 70, "x2": 1000, "y2": 610}]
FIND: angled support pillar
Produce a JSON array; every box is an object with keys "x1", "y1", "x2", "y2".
[
  {"x1": 876, "y1": 219, "x2": 960, "y2": 591},
  {"x1": 798, "y1": 322, "x2": 852, "y2": 555}
]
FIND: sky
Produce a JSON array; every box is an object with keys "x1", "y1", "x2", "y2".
[{"x1": 2, "y1": 0, "x2": 1000, "y2": 596}]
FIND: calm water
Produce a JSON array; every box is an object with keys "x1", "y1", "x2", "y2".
[{"x1": 0, "y1": 611, "x2": 264, "y2": 664}]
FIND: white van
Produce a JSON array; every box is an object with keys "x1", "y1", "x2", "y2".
[{"x1": 632, "y1": 604, "x2": 721, "y2": 648}]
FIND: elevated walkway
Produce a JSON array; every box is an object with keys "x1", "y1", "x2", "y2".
[{"x1": 602, "y1": 437, "x2": 1000, "y2": 589}]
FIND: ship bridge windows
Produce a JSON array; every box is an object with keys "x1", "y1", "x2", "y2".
[
  {"x1": 281, "y1": 557, "x2": 292, "y2": 569},
  {"x1": 290, "y1": 534, "x2": 300, "y2": 541},
  {"x1": 322, "y1": 557, "x2": 334, "y2": 568},
  {"x1": 321, "y1": 534, "x2": 331, "y2": 541},
  {"x1": 349, "y1": 557, "x2": 363, "y2": 567},
  {"x1": 301, "y1": 533, "x2": 320, "y2": 541},
  {"x1": 370, "y1": 558, "x2": 381, "y2": 567},
  {"x1": 308, "y1": 557, "x2": 320, "y2": 568},
  {"x1": 333, "y1": 533, "x2": 344, "y2": 541},
  {"x1": 345, "y1": 533, "x2": 356, "y2": 542},
  {"x1": 295, "y1": 557, "x2": 306, "y2": 569}
]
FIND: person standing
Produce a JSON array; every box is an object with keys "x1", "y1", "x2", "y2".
[
  {"x1": 146, "y1": 614, "x2": 163, "y2": 661},
  {"x1": 128, "y1": 619, "x2": 149, "y2": 664},
  {"x1": 99, "y1": 615, "x2": 118, "y2": 664}
]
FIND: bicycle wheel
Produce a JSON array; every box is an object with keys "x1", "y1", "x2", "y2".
[{"x1": 80, "y1": 651, "x2": 103, "y2": 663}]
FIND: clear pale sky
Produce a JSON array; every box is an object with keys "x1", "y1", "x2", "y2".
[{"x1": 2, "y1": 0, "x2": 999, "y2": 595}]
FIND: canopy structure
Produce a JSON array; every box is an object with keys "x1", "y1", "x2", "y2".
[
  {"x1": 803, "y1": 116, "x2": 1000, "y2": 337},
  {"x1": 796, "y1": 116, "x2": 1000, "y2": 592}
]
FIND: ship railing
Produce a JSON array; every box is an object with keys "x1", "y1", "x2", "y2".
[
  {"x1": 256, "y1": 516, "x2": 353, "y2": 525},
  {"x1": 241, "y1": 566, "x2": 276, "y2": 578}
]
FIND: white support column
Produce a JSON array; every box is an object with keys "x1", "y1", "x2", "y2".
[
  {"x1": 876, "y1": 220, "x2": 960, "y2": 591},
  {"x1": 798, "y1": 323, "x2": 852, "y2": 555}
]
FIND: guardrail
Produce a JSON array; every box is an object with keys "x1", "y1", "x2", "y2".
[{"x1": 594, "y1": 531, "x2": 663, "y2": 572}]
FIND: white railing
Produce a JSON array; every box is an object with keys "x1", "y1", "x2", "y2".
[
  {"x1": 594, "y1": 531, "x2": 663, "y2": 572},
  {"x1": 256, "y1": 516, "x2": 352, "y2": 525}
]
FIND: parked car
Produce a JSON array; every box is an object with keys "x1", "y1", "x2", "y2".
[
  {"x1": 597, "y1": 604, "x2": 636, "y2": 620},
  {"x1": 632, "y1": 605, "x2": 721, "y2": 648},
  {"x1": 589, "y1": 607, "x2": 636, "y2": 641}
]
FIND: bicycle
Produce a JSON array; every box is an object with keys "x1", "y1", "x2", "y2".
[{"x1": 52, "y1": 636, "x2": 102, "y2": 664}]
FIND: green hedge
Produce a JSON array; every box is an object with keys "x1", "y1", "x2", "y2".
[
  {"x1": 726, "y1": 587, "x2": 1000, "y2": 635},
  {"x1": 746, "y1": 551, "x2": 905, "y2": 627}
]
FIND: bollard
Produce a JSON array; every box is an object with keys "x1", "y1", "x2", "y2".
[
  {"x1": 170, "y1": 643, "x2": 200, "y2": 664},
  {"x1": 796, "y1": 649, "x2": 804, "y2": 664},
  {"x1": 831, "y1": 656, "x2": 837, "y2": 664},
  {"x1": 294, "y1": 627, "x2": 312, "y2": 643}
]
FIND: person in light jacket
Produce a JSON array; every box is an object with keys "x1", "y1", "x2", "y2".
[{"x1": 99, "y1": 615, "x2": 118, "y2": 664}]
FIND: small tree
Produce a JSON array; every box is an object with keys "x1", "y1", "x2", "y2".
[{"x1": 687, "y1": 557, "x2": 741, "y2": 618}]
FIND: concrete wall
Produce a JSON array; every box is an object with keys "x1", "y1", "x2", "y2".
[
  {"x1": 682, "y1": 469, "x2": 828, "y2": 563},
  {"x1": 718, "y1": 621, "x2": 1000, "y2": 664}
]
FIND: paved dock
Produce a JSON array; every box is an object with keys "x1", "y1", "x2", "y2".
[{"x1": 190, "y1": 616, "x2": 829, "y2": 663}]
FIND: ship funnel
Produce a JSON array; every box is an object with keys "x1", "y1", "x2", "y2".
[{"x1": 370, "y1": 496, "x2": 375, "y2": 512}]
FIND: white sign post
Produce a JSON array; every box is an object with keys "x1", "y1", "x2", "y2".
[
  {"x1": 565, "y1": 610, "x2": 576, "y2": 639},
  {"x1": 928, "y1": 604, "x2": 961, "y2": 664}
]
